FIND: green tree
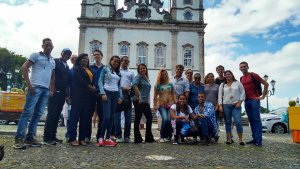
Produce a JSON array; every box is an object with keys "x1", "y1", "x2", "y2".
[
  {"x1": 0, "y1": 47, "x2": 27, "y2": 90},
  {"x1": 260, "y1": 106, "x2": 269, "y2": 113}
]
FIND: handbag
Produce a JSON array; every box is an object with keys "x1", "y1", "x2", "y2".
[{"x1": 180, "y1": 122, "x2": 191, "y2": 137}]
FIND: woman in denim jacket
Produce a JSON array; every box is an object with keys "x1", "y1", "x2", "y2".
[
  {"x1": 97, "y1": 55, "x2": 123, "y2": 147},
  {"x1": 132, "y1": 64, "x2": 155, "y2": 143}
]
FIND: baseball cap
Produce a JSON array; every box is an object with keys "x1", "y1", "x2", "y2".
[{"x1": 61, "y1": 48, "x2": 72, "y2": 56}]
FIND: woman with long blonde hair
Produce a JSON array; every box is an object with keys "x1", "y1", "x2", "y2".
[{"x1": 153, "y1": 69, "x2": 176, "y2": 142}]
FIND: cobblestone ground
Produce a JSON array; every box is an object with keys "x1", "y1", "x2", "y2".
[{"x1": 0, "y1": 124, "x2": 299, "y2": 169}]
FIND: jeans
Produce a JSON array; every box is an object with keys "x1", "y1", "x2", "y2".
[
  {"x1": 15, "y1": 86, "x2": 49, "y2": 141},
  {"x1": 44, "y1": 91, "x2": 66, "y2": 141},
  {"x1": 223, "y1": 104, "x2": 243, "y2": 134},
  {"x1": 100, "y1": 90, "x2": 119, "y2": 140},
  {"x1": 158, "y1": 107, "x2": 172, "y2": 139},
  {"x1": 65, "y1": 105, "x2": 71, "y2": 140},
  {"x1": 197, "y1": 117, "x2": 217, "y2": 138},
  {"x1": 115, "y1": 98, "x2": 132, "y2": 139},
  {"x1": 245, "y1": 99, "x2": 262, "y2": 145}
]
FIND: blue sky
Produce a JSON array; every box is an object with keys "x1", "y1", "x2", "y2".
[{"x1": 0, "y1": 0, "x2": 300, "y2": 109}]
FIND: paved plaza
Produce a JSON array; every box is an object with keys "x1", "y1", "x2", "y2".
[{"x1": 0, "y1": 124, "x2": 299, "y2": 169}]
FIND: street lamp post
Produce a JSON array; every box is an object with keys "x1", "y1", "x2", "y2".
[
  {"x1": 15, "y1": 69, "x2": 20, "y2": 88},
  {"x1": 263, "y1": 74, "x2": 276, "y2": 112},
  {"x1": 6, "y1": 72, "x2": 12, "y2": 92}
]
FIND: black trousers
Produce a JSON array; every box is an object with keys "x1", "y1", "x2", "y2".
[
  {"x1": 133, "y1": 101, "x2": 154, "y2": 142},
  {"x1": 69, "y1": 99, "x2": 94, "y2": 141},
  {"x1": 94, "y1": 96, "x2": 103, "y2": 141},
  {"x1": 43, "y1": 91, "x2": 66, "y2": 141}
]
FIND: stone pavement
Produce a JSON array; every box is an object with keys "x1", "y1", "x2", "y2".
[{"x1": 0, "y1": 124, "x2": 299, "y2": 169}]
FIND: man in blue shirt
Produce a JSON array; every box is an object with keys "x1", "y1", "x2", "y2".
[
  {"x1": 192, "y1": 92, "x2": 219, "y2": 145},
  {"x1": 172, "y1": 64, "x2": 190, "y2": 99},
  {"x1": 90, "y1": 49, "x2": 104, "y2": 142}
]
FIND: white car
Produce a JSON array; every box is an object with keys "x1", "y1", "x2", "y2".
[
  {"x1": 261, "y1": 107, "x2": 288, "y2": 134},
  {"x1": 0, "y1": 107, "x2": 64, "y2": 126}
]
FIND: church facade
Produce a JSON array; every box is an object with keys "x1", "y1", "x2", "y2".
[{"x1": 78, "y1": 0, "x2": 206, "y2": 80}]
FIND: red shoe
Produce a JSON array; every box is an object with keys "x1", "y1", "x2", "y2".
[
  {"x1": 104, "y1": 139, "x2": 117, "y2": 147},
  {"x1": 97, "y1": 138, "x2": 105, "y2": 147}
]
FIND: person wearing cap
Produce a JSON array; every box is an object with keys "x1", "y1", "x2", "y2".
[{"x1": 43, "y1": 48, "x2": 72, "y2": 145}]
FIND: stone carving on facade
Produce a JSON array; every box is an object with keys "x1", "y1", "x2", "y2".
[
  {"x1": 114, "y1": 0, "x2": 172, "y2": 21},
  {"x1": 135, "y1": 3, "x2": 151, "y2": 20}
]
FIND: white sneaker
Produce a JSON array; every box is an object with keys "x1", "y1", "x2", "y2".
[
  {"x1": 116, "y1": 138, "x2": 123, "y2": 143},
  {"x1": 158, "y1": 138, "x2": 164, "y2": 143}
]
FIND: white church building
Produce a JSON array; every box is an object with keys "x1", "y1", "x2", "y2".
[{"x1": 78, "y1": 0, "x2": 206, "y2": 85}]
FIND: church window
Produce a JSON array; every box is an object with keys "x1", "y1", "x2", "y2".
[
  {"x1": 118, "y1": 41, "x2": 130, "y2": 58},
  {"x1": 184, "y1": 10, "x2": 193, "y2": 20},
  {"x1": 154, "y1": 42, "x2": 166, "y2": 67},
  {"x1": 89, "y1": 40, "x2": 102, "y2": 63},
  {"x1": 137, "y1": 42, "x2": 148, "y2": 65},
  {"x1": 183, "y1": 0, "x2": 193, "y2": 5},
  {"x1": 183, "y1": 44, "x2": 194, "y2": 67}
]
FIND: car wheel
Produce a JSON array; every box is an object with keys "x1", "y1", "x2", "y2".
[
  {"x1": 272, "y1": 123, "x2": 287, "y2": 134},
  {"x1": 0, "y1": 120, "x2": 10, "y2": 125}
]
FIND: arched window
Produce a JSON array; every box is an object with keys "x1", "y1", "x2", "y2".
[
  {"x1": 154, "y1": 42, "x2": 166, "y2": 67},
  {"x1": 137, "y1": 42, "x2": 148, "y2": 65},
  {"x1": 184, "y1": 10, "x2": 193, "y2": 20},
  {"x1": 118, "y1": 41, "x2": 130, "y2": 58},
  {"x1": 89, "y1": 40, "x2": 102, "y2": 63},
  {"x1": 182, "y1": 44, "x2": 194, "y2": 67}
]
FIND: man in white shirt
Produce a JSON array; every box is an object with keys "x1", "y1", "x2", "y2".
[{"x1": 115, "y1": 56, "x2": 134, "y2": 143}]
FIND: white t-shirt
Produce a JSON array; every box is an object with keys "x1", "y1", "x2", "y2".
[
  {"x1": 170, "y1": 104, "x2": 193, "y2": 117},
  {"x1": 104, "y1": 72, "x2": 120, "y2": 92},
  {"x1": 120, "y1": 68, "x2": 134, "y2": 89},
  {"x1": 29, "y1": 52, "x2": 55, "y2": 89}
]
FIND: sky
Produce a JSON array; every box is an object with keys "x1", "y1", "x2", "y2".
[{"x1": 0, "y1": 0, "x2": 300, "y2": 110}]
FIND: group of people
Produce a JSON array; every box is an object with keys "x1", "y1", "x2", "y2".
[{"x1": 13, "y1": 38, "x2": 269, "y2": 149}]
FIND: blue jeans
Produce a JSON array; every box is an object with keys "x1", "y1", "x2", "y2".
[
  {"x1": 196, "y1": 117, "x2": 218, "y2": 138},
  {"x1": 115, "y1": 100, "x2": 132, "y2": 139},
  {"x1": 158, "y1": 107, "x2": 172, "y2": 139},
  {"x1": 245, "y1": 100, "x2": 262, "y2": 145},
  {"x1": 16, "y1": 86, "x2": 49, "y2": 140},
  {"x1": 65, "y1": 105, "x2": 71, "y2": 140},
  {"x1": 223, "y1": 104, "x2": 243, "y2": 134},
  {"x1": 101, "y1": 90, "x2": 120, "y2": 140}
]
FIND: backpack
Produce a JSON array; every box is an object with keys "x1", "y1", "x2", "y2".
[{"x1": 240, "y1": 73, "x2": 262, "y2": 96}]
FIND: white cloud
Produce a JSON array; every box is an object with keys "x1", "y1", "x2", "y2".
[
  {"x1": 205, "y1": 41, "x2": 300, "y2": 109},
  {"x1": 204, "y1": 0, "x2": 300, "y2": 45},
  {"x1": 0, "y1": 0, "x2": 81, "y2": 58}
]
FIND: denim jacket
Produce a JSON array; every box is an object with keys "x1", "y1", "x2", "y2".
[{"x1": 98, "y1": 66, "x2": 123, "y2": 99}]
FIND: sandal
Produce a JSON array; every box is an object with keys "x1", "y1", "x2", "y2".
[
  {"x1": 70, "y1": 140, "x2": 79, "y2": 146},
  {"x1": 225, "y1": 140, "x2": 233, "y2": 144},
  {"x1": 79, "y1": 140, "x2": 87, "y2": 146}
]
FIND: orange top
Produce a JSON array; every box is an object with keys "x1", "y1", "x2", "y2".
[{"x1": 84, "y1": 68, "x2": 93, "y2": 82}]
